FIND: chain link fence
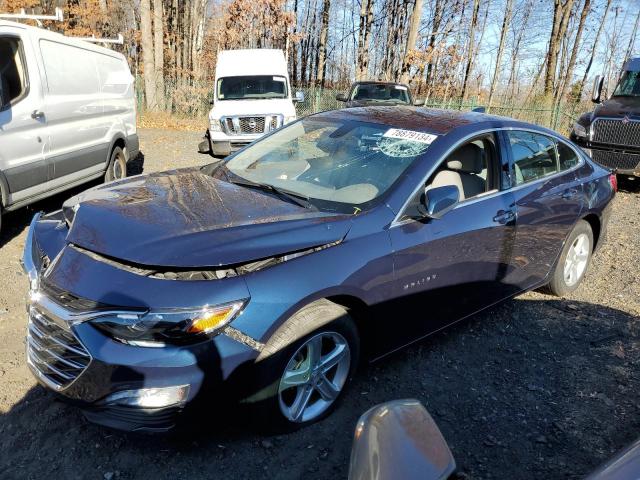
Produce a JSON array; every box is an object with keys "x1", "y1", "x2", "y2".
[{"x1": 137, "y1": 78, "x2": 585, "y2": 135}]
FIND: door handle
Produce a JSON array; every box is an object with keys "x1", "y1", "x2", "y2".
[
  {"x1": 493, "y1": 209, "x2": 516, "y2": 224},
  {"x1": 31, "y1": 110, "x2": 45, "y2": 120},
  {"x1": 560, "y1": 189, "x2": 578, "y2": 200}
]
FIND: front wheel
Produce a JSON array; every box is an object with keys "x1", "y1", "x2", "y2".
[
  {"x1": 545, "y1": 219, "x2": 593, "y2": 297},
  {"x1": 246, "y1": 300, "x2": 359, "y2": 431},
  {"x1": 105, "y1": 146, "x2": 127, "y2": 182}
]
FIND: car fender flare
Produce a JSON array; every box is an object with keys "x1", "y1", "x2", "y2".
[{"x1": 256, "y1": 287, "x2": 369, "y2": 361}]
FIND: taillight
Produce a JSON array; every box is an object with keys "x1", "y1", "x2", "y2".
[{"x1": 609, "y1": 173, "x2": 618, "y2": 193}]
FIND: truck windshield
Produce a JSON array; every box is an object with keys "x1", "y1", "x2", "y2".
[
  {"x1": 220, "y1": 117, "x2": 436, "y2": 213},
  {"x1": 351, "y1": 84, "x2": 410, "y2": 103},
  {"x1": 613, "y1": 71, "x2": 640, "y2": 97},
  {"x1": 217, "y1": 76, "x2": 288, "y2": 100}
]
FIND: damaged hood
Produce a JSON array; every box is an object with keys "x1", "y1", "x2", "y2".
[{"x1": 63, "y1": 168, "x2": 352, "y2": 268}]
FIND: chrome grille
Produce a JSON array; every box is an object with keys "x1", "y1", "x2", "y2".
[
  {"x1": 221, "y1": 115, "x2": 283, "y2": 135},
  {"x1": 591, "y1": 149, "x2": 640, "y2": 172},
  {"x1": 592, "y1": 118, "x2": 640, "y2": 148},
  {"x1": 26, "y1": 304, "x2": 91, "y2": 391},
  {"x1": 239, "y1": 116, "x2": 265, "y2": 133}
]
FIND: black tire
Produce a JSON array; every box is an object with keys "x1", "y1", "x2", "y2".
[
  {"x1": 544, "y1": 219, "x2": 593, "y2": 297},
  {"x1": 105, "y1": 146, "x2": 127, "y2": 182},
  {"x1": 245, "y1": 299, "x2": 360, "y2": 432}
]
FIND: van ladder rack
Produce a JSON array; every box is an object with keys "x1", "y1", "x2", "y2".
[
  {"x1": 74, "y1": 34, "x2": 124, "y2": 45},
  {"x1": 0, "y1": 7, "x2": 63, "y2": 26}
]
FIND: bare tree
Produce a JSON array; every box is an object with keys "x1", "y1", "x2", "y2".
[
  {"x1": 400, "y1": 0, "x2": 424, "y2": 84},
  {"x1": 544, "y1": 0, "x2": 576, "y2": 96},
  {"x1": 487, "y1": 0, "x2": 514, "y2": 109},
  {"x1": 576, "y1": 0, "x2": 612, "y2": 101},
  {"x1": 316, "y1": 0, "x2": 331, "y2": 86},
  {"x1": 460, "y1": 0, "x2": 480, "y2": 101},
  {"x1": 140, "y1": 0, "x2": 157, "y2": 110},
  {"x1": 153, "y1": 0, "x2": 164, "y2": 108}
]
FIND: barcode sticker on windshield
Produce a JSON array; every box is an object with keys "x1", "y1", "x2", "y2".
[{"x1": 382, "y1": 129, "x2": 438, "y2": 144}]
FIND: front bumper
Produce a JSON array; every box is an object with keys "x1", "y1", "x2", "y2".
[
  {"x1": 573, "y1": 137, "x2": 640, "y2": 176},
  {"x1": 21, "y1": 214, "x2": 259, "y2": 432},
  {"x1": 205, "y1": 130, "x2": 262, "y2": 157}
]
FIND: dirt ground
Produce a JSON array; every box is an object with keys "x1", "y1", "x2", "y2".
[{"x1": 1, "y1": 129, "x2": 639, "y2": 480}]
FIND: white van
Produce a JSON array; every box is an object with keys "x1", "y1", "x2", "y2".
[
  {"x1": 0, "y1": 20, "x2": 137, "y2": 230},
  {"x1": 199, "y1": 49, "x2": 304, "y2": 157}
]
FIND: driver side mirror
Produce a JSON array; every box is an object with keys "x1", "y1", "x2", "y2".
[
  {"x1": 592, "y1": 75, "x2": 604, "y2": 104},
  {"x1": 294, "y1": 91, "x2": 305, "y2": 103},
  {"x1": 421, "y1": 185, "x2": 460, "y2": 219},
  {"x1": 336, "y1": 93, "x2": 348, "y2": 102},
  {"x1": 413, "y1": 99, "x2": 425, "y2": 106}
]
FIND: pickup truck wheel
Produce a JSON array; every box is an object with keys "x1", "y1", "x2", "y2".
[
  {"x1": 544, "y1": 220, "x2": 593, "y2": 297},
  {"x1": 246, "y1": 300, "x2": 359, "y2": 432},
  {"x1": 105, "y1": 146, "x2": 127, "y2": 182}
]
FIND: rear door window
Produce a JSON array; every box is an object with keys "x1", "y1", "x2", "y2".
[
  {"x1": 556, "y1": 140, "x2": 580, "y2": 171},
  {"x1": 0, "y1": 36, "x2": 28, "y2": 109},
  {"x1": 507, "y1": 131, "x2": 558, "y2": 186}
]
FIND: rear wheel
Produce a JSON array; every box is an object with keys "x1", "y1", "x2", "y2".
[
  {"x1": 545, "y1": 220, "x2": 593, "y2": 297},
  {"x1": 105, "y1": 146, "x2": 127, "y2": 182},
  {"x1": 246, "y1": 300, "x2": 359, "y2": 431}
]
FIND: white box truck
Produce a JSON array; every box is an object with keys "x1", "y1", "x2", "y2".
[
  {"x1": 199, "y1": 49, "x2": 304, "y2": 157},
  {"x1": 0, "y1": 18, "x2": 137, "y2": 232}
]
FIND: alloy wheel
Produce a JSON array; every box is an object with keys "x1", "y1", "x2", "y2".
[
  {"x1": 564, "y1": 233, "x2": 590, "y2": 287},
  {"x1": 278, "y1": 331, "x2": 351, "y2": 423}
]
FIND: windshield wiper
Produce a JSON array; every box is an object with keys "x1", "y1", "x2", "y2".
[{"x1": 227, "y1": 177, "x2": 317, "y2": 210}]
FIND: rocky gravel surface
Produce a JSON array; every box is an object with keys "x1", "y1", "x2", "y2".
[{"x1": 0, "y1": 129, "x2": 639, "y2": 479}]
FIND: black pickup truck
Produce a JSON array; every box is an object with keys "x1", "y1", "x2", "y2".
[{"x1": 571, "y1": 58, "x2": 640, "y2": 177}]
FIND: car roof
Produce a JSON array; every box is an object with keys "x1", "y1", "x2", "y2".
[{"x1": 312, "y1": 106, "x2": 530, "y2": 136}]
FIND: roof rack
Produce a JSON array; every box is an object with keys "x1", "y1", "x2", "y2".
[
  {"x1": 0, "y1": 7, "x2": 63, "y2": 26},
  {"x1": 75, "y1": 34, "x2": 124, "y2": 45}
]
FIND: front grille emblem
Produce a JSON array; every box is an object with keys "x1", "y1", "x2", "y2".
[
  {"x1": 248, "y1": 118, "x2": 257, "y2": 130},
  {"x1": 622, "y1": 115, "x2": 630, "y2": 124}
]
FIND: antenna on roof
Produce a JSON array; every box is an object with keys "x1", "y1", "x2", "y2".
[
  {"x1": 0, "y1": 7, "x2": 63, "y2": 27},
  {"x1": 75, "y1": 34, "x2": 124, "y2": 46}
]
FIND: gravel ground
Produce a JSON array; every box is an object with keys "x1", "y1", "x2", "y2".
[{"x1": 0, "y1": 129, "x2": 639, "y2": 480}]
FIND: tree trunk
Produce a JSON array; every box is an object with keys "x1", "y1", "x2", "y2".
[
  {"x1": 153, "y1": 0, "x2": 164, "y2": 109},
  {"x1": 400, "y1": 0, "x2": 424, "y2": 84},
  {"x1": 543, "y1": 0, "x2": 576, "y2": 96},
  {"x1": 140, "y1": 0, "x2": 157, "y2": 110},
  {"x1": 487, "y1": 0, "x2": 513, "y2": 110},
  {"x1": 316, "y1": 0, "x2": 330, "y2": 87},
  {"x1": 577, "y1": 0, "x2": 611, "y2": 101},
  {"x1": 555, "y1": 0, "x2": 591, "y2": 106},
  {"x1": 356, "y1": 0, "x2": 373, "y2": 80},
  {"x1": 460, "y1": 0, "x2": 480, "y2": 101}
]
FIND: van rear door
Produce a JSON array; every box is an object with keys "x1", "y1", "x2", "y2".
[{"x1": 0, "y1": 26, "x2": 50, "y2": 205}]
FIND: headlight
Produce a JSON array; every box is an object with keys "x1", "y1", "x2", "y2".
[
  {"x1": 573, "y1": 122, "x2": 587, "y2": 137},
  {"x1": 210, "y1": 119, "x2": 223, "y2": 132},
  {"x1": 284, "y1": 116, "x2": 296, "y2": 124},
  {"x1": 92, "y1": 300, "x2": 246, "y2": 347}
]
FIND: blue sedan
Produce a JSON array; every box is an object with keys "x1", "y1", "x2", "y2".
[{"x1": 22, "y1": 107, "x2": 616, "y2": 431}]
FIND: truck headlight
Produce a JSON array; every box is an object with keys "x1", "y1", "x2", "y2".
[
  {"x1": 573, "y1": 123, "x2": 587, "y2": 138},
  {"x1": 284, "y1": 116, "x2": 296, "y2": 124},
  {"x1": 210, "y1": 119, "x2": 223, "y2": 132},
  {"x1": 92, "y1": 300, "x2": 246, "y2": 347}
]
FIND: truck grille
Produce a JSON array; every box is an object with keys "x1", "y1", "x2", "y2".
[
  {"x1": 26, "y1": 304, "x2": 91, "y2": 391},
  {"x1": 592, "y1": 118, "x2": 640, "y2": 148},
  {"x1": 591, "y1": 149, "x2": 640, "y2": 172},
  {"x1": 221, "y1": 115, "x2": 283, "y2": 135}
]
